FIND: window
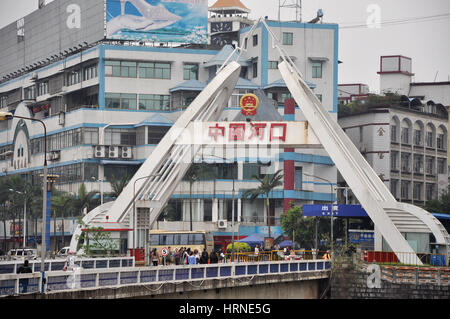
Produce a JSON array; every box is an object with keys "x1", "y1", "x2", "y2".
[
  {"x1": 426, "y1": 183, "x2": 435, "y2": 201},
  {"x1": 105, "y1": 93, "x2": 137, "y2": 110},
  {"x1": 243, "y1": 163, "x2": 260, "y2": 179},
  {"x1": 148, "y1": 126, "x2": 170, "y2": 144},
  {"x1": 105, "y1": 60, "x2": 137, "y2": 78},
  {"x1": 24, "y1": 86, "x2": 36, "y2": 100},
  {"x1": 252, "y1": 62, "x2": 258, "y2": 78},
  {"x1": 401, "y1": 181, "x2": 410, "y2": 200},
  {"x1": 0, "y1": 96, "x2": 7, "y2": 108},
  {"x1": 390, "y1": 179, "x2": 398, "y2": 198},
  {"x1": 413, "y1": 129, "x2": 422, "y2": 146},
  {"x1": 437, "y1": 133, "x2": 445, "y2": 150},
  {"x1": 253, "y1": 34, "x2": 258, "y2": 46},
  {"x1": 437, "y1": 158, "x2": 446, "y2": 174},
  {"x1": 312, "y1": 62, "x2": 322, "y2": 78},
  {"x1": 426, "y1": 131, "x2": 434, "y2": 148},
  {"x1": 105, "y1": 128, "x2": 136, "y2": 146},
  {"x1": 294, "y1": 167, "x2": 302, "y2": 190},
  {"x1": 401, "y1": 153, "x2": 410, "y2": 172},
  {"x1": 66, "y1": 71, "x2": 81, "y2": 86},
  {"x1": 401, "y1": 127, "x2": 409, "y2": 144},
  {"x1": 268, "y1": 61, "x2": 278, "y2": 69},
  {"x1": 37, "y1": 81, "x2": 49, "y2": 96},
  {"x1": 282, "y1": 32, "x2": 293, "y2": 45},
  {"x1": 138, "y1": 94, "x2": 170, "y2": 111},
  {"x1": 83, "y1": 64, "x2": 98, "y2": 81},
  {"x1": 183, "y1": 63, "x2": 199, "y2": 80},
  {"x1": 391, "y1": 125, "x2": 397, "y2": 142},
  {"x1": 391, "y1": 151, "x2": 399, "y2": 171},
  {"x1": 413, "y1": 155, "x2": 423, "y2": 174},
  {"x1": 425, "y1": 156, "x2": 434, "y2": 175},
  {"x1": 138, "y1": 62, "x2": 171, "y2": 79},
  {"x1": 413, "y1": 182, "x2": 422, "y2": 201}
]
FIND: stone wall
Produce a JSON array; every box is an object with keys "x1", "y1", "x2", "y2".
[{"x1": 330, "y1": 257, "x2": 450, "y2": 299}]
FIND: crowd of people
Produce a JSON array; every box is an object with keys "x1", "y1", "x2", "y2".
[{"x1": 149, "y1": 247, "x2": 228, "y2": 266}]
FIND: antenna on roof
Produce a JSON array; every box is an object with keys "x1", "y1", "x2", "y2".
[{"x1": 278, "y1": 0, "x2": 302, "y2": 22}]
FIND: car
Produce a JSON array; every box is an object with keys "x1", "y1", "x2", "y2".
[
  {"x1": 8, "y1": 248, "x2": 37, "y2": 260},
  {"x1": 57, "y1": 247, "x2": 71, "y2": 258}
]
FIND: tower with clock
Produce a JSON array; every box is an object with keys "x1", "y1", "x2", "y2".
[{"x1": 209, "y1": 0, "x2": 253, "y2": 47}]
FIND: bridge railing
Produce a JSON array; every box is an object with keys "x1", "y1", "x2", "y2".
[
  {"x1": 0, "y1": 257, "x2": 135, "y2": 275},
  {"x1": 0, "y1": 259, "x2": 330, "y2": 297},
  {"x1": 224, "y1": 250, "x2": 327, "y2": 263}
]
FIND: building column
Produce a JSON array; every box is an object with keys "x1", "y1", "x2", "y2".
[{"x1": 283, "y1": 98, "x2": 296, "y2": 212}]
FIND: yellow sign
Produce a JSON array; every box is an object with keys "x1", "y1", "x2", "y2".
[{"x1": 240, "y1": 94, "x2": 259, "y2": 116}]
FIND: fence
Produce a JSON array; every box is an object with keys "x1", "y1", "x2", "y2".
[
  {"x1": 0, "y1": 259, "x2": 330, "y2": 297},
  {"x1": 362, "y1": 250, "x2": 447, "y2": 267},
  {"x1": 0, "y1": 257, "x2": 135, "y2": 275},
  {"x1": 223, "y1": 250, "x2": 327, "y2": 263}
]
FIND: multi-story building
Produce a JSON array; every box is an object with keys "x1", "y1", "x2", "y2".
[
  {"x1": 338, "y1": 55, "x2": 449, "y2": 207},
  {"x1": 0, "y1": 0, "x2": 338, "y2": 251}
]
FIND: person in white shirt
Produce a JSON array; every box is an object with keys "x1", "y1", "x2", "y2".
[{"x1": 65, "y1": 251, "x2": 75, "y2": 271}]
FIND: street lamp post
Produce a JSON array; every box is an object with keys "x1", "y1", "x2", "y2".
[
  {"x1": 304, "y1": 173, "x2": 335, "y2": 260},
  {"x1": 204, "y1": 154, "x2": 237, "y2": 262},
  {"x1": 0, "y1": 112, "x2": 48, "y2": 278},
  {"x1": 133, "y1": 174, "x2": 161, "y2": 266}
]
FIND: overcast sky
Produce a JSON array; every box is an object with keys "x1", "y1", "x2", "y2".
[{"x1": 0, "y1": 0, "x2": 449, "y2": 93}]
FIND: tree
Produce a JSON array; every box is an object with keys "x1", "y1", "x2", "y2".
[
  {"x1": 75, "y1": 219, "x2": 118, "y2": 256},
  {"x1": 280, "y1": 203, "x2": 316, "y2": 249},
  {"x1": 242, "y1": 169, "x2": 283, "y2": 239},
  {"x1": 107, "y1": 174, "x2": 131, "y2": 200},
  {"x1": 73, "y1": 183, "x2": 99, "y2": 216},
  {"x1": 424, "y1": 190, "x2": 450, "y2": 214},
  {"x1": 52, "y1": 191, "x2": 76, "y2": 249},
  {"x1": 183, "y1": 164, "x2": 216, "y2": 231}
]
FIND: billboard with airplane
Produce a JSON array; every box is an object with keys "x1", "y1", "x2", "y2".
[{"x1": 106, "y1": 0, "x2": 208, "y2": 44}]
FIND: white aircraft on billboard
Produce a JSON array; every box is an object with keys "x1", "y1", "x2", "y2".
[{"x1": 107, "y1": 0, "x2": 181, "y2": 36}]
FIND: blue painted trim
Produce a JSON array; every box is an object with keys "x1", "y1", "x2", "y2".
[
  {"x1": 101, "y1": 44, "x2": 218, "y2": 56},
  {"x1": 261, "y1": 24, "x2": 269, "y2": 87},
  {"x1": 283, "y1": 114, "x2": 295, "y2": 121},
  {"x1": 333, "y1": 25, "x2": 339, "y2": 113},
  {"x1": 279, "y1": 152, "x2": 334, "y2": 166},
  {"x1": 98, "y1": 46, "x2": 106, "y2": 109}
]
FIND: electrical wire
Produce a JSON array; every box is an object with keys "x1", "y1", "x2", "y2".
[{"x1": 339, "y1": 12, "x2": 450, "y2": 30}]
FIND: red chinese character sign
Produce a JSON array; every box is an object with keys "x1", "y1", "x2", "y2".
[{"x1": 240, "y1": 94, "x2": 259, "y2": 116}]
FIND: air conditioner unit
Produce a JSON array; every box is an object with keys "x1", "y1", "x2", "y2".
[
  {"x1": 121, "y1": 146, "x2": 132, "y2": 159},
  {"x1": 94, "y1": 145, "x2": 105, "y2": 158},
  {"x1": 217, "y1": 220, "x2": 227, "y2": 229},
  {"x1": 109, "y1": 146, "x2": 119, "y2": 158},
  {"x1": 31, "y1": 72, "x2": 38, "y2": 80},
  {"x1": 51, "y1": 151, "x2": 61, "y2": 161}
]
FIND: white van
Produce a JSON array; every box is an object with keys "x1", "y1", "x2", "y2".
[
  {"x1": 8, "y1": 248, "x2": 37, "y2": 260},
  {"x1": 57, "y1": 247, "x2": 71, "y2": 258}
]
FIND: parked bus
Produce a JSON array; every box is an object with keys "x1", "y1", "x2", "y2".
[{"x1": 149, "y1": 230, "x2": 214, "y2": 253}]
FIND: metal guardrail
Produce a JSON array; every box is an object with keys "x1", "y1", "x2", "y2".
[
  {"x1": 0, "y1": 257, "x2": 135, "y2": 275},
  {"x1": 0, "y1": 259, "x2": 330, "y2": 297}
]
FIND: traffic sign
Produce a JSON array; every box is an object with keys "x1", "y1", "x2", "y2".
[{"x1": 161, "y1": 247, "x2": 169, "y2": 257}]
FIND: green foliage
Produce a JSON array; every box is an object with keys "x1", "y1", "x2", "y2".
[
  {"x1": 242, "y1": 170, "x2": 283, "y2": 239},
  {"x1": 75, "y1": 218, "x2": 118, "y2": 256},
  {"x1": 107, "y1": 174, "x2": 131, "y2": 199},
  {"x1": 226, "y1": 242, "x2": 251, "y2": 252},
  {"x1": 424, "y1": 190, "x2": 450, "y2": 214},
  {"x1": 338, "y1": 93, "x2": 402, "y2": 117},
  {"x1": 280, "y1": 203, "x2": 316, "y2": 249}
]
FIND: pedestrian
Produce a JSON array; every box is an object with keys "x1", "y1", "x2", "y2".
[
  {"x1": 151, "y1": 248, "x2": 159, "y2": 266},
  {"x1": 166, "y1": 246, "x2": 172, "y2": 265},
  {"x1": 187, "y1": 251, "x2": 197, "y2": 265},
  {"x1": 17, "y1": 259, "x2": 33, "y2": 293},
  {"x1": 323, "y1": 250, "x2": 330, "y2": 260},
  {"x1": 200, "y1": 248, "x2": 209, "y2": 264},
  {"x1": 219, "y1": 250, "x2": 225, "y2": 263},
  {"x1": 254, "y1": 244, "x2": 259, "y2": 256},
  {"x1": 183, "y1": 248, "x2": 190, "y2": 265},
  {"x1": 209, "y1": 251, "x2": 218, "y2": 264},
  {"x1": 64, "y1": 250, "x2": 75, "y2": 271},
  {"x1": 194, "y1": 249, "x2": 200, "y2": 264},
  {"x1": 173, "y1": 248, "x2": 180, "y2": 265}
]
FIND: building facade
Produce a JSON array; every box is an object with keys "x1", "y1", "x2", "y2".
[{"x1": 0, "y1": 1, "x2": 338, "y2": 251}]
